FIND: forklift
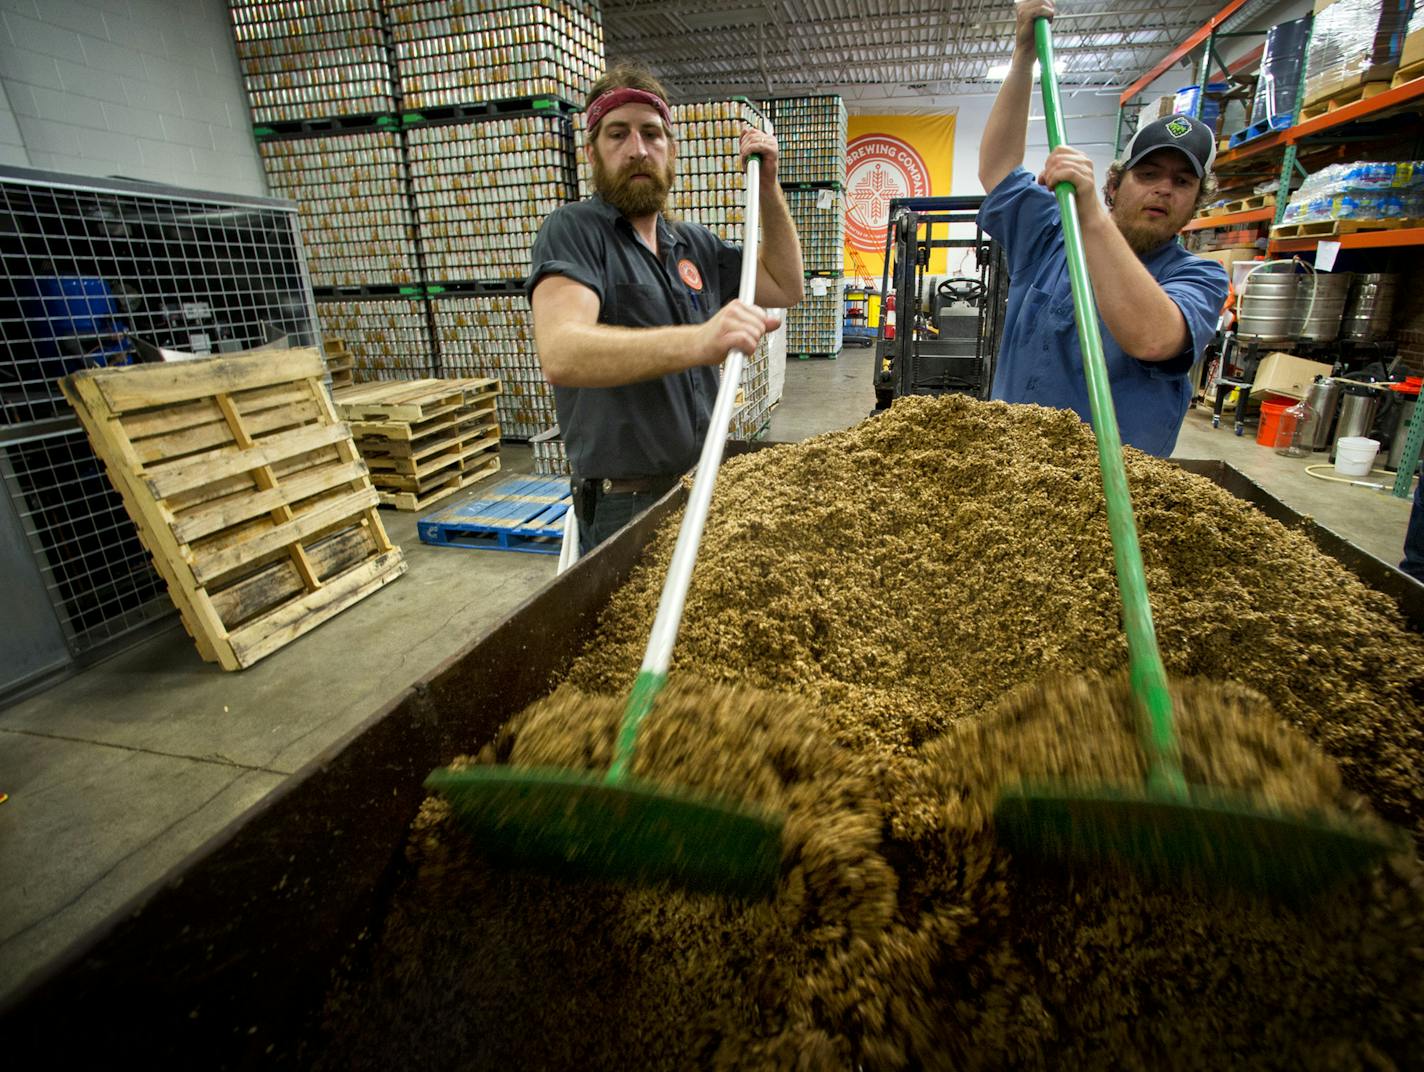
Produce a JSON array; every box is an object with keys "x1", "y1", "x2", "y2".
[{"x1": 872, "y1": 196, "x2": 1008, "y2": 412}]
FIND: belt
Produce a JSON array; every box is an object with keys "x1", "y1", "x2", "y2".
[{"x1": 581, "y1": 475, "x2": 680, "y2": 495}]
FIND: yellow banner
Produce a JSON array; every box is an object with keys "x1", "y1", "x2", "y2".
[{"x1": 844, "y1": 114, "x2": 955, "y2": 280}]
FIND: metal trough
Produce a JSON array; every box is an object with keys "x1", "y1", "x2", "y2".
[{"x1": 3, "y1": 450, "x2": 1420, "y2": 1065}]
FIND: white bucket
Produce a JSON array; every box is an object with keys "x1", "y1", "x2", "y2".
[{"x1": 1334, "y1": 436, "x2": 1380, "y2": 477}]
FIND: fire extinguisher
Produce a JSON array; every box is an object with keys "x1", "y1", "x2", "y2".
[{"x1": 884, "y1": 292, "x2": 896, "y2": 340}]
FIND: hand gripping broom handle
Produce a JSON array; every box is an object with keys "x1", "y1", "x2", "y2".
[
  {"x1": 1034, "y1": 20, "x2": 1187, "y2": 798},
  {"x1": 608, "y1": 155, "x2": 764, "y2": 783}
]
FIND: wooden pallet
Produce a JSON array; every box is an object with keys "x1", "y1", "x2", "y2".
[
  {"x1": 365, "y1": 433, "x2": 501, "y2": 488},
  {"x1": 1300, "y1": 80, "x2": 1391, "y2": 120},
  {"x1": 375, "y1": 453, "x2": 502, "y2": 511},
  {"x1": 61, "y1": 348, "x2": 406, "y2": 671},
  {"x1": 417, "y1": 475, "x2": 570, "y2": 554},
  {"x1": 334, "y1": 377, "x2": 503, "y2": 510},
  {"x1": 347, "y1": 396, "x2": 498, "y2": 452},
  {"x1": 323, "y1": 338, "x2": 355, "y2": 390},
  {"x1": 1392, "y1": 60, "x2": 1424, "y2": 90},
  {"x1": 1221, "y1": 193, "x2": 1276, "y2": 214},
  {"x1": 1270, "y1": 217, "x2": 1415, "y2": 238},
  {"x1": 332, "y1": 377, "x2": 499, "y2": 422}
]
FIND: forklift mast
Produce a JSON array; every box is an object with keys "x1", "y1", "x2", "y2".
[{"x1": 873, "y1": 196, "x2": 1008, "y2": 412}]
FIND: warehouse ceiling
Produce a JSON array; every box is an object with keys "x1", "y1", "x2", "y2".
[{"x1": 602, "y1": 0, "x2": 1251, "y2": 102}]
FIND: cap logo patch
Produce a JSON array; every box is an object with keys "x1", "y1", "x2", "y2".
[{"x1": 1165, "y1": 117, "x2": 1192, "y2": 139}]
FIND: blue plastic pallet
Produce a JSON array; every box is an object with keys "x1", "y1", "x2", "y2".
[
  {"x1": 1227, "y1": 114, "x2": 1293, "y2": 150},
  {"x1": 417, "y1": 475, "x2": 570, "y2": 554}
]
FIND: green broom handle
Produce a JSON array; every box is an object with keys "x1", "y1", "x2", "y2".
[
  {"x1": 1034, "y1": 19, "x2": 1186, "y2": 798},
  {"x1": 608, "y1": 154, "x2": 764, "y2": 783}
]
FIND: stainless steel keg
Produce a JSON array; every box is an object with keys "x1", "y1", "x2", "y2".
[
  {"x1": 1296, "y1": 271, "x2": 1351, "y2": 342},
  {"x1": 1236, "y1": 270, "x2": 1299, "y2": 343},
  {"x1": 1341, "y1": 273, "x2": 1398, "y2": 342},
  {"x1": 1330, "y1": 382, "x2": 1384, "y2": 456},
  {"x1": 1297, "y1": 377, "x2": 1341, "y2": 451}
]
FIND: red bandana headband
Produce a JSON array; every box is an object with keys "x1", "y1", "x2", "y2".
[{"x1": 586, "y1": 88, "x2": 673, "y2": 133}]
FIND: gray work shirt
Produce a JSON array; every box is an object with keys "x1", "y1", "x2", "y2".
[{"x1": 525, "y1": 193, "x2": 743, "y2": 480}]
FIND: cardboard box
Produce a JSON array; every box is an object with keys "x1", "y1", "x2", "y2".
[
  {"x1": 1401, "y1": 26, "x2": 1424, "y2": 69},
  {"x1": 1304, "y1": 0, "x2": 1411, "y2": 103},
  {"x1": 1198, "y1": 247, "x2": 1261, "y2": 271},
  {"x1": 1137, "y1": 95, "x2": 1176, "y2": 133},
  {"x1": 1253, "y1": 351, "x2": 1334, "y2": 401}
]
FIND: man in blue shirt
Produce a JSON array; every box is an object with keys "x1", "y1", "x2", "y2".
[{"x1": 978, "y1": 0, "x2": 1229, "y2": 457}]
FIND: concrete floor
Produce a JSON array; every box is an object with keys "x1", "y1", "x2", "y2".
[{"x1": 1, "y1": 352, "x2": 1416, "y2": 1001}]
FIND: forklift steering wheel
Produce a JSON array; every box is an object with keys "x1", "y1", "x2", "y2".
[{"x1": 937, "y1": 277, "x2": 986, "y2": 304}]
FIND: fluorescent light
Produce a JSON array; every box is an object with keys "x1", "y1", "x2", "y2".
[{"x1": 987, "y1": 59, "x2": 1067, "y2": 80}]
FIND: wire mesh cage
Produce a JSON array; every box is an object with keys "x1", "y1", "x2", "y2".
[
  {"x1": 0, "y1": 425, "x2": 170, "y2": 653},
  {"x1": 0, "y1": 165, "x2": 318, "y2": 673}
]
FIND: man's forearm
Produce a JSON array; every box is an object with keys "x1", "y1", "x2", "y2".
[
  {"x1": 1080, "y1": 212, "x2": 1190, "y2": 361},
  {"x1": 756, "y1": 182, "x2": 805, "y2": 307},
  {"x1": 979, "y1": 47, "x2": 1036, "y2": 192},
  {"x1": 538, "y1": 320, "x2": 705, "y2": 388}
]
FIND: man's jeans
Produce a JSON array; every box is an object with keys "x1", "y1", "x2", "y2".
[
  {"x1": 573, "y1": 483, "x2": 668, "y2": 557},
  {"x1": 1401, "y1": 477, "x2": 1424, "y2": 582}
]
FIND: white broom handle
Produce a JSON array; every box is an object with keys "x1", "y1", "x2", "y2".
[{"x1": 638, "y1": 155, "x2": 762, "y2": 676}]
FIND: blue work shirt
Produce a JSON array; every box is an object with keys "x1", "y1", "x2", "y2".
[{"x1": 978, "y1": 168, "x2": 1228, "y2": 457}]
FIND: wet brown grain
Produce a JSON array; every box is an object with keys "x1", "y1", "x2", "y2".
[{"x1": 321, "y1": 395, "x2": 1424, "y2": 1071}]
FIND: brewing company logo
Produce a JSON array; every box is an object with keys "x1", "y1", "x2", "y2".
[
  {"x1": 678, "y1": 258, "x2": 703, "y2": 290},
  {"x1": 845, "y1": 134, "x2": 932, "y2": 251}
]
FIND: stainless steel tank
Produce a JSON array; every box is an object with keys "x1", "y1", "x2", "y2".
[
  {"x1": 1296, "y1": 376, "x2": 1341, "y2": 451},
  {"x1": 1296, "y1": 271, "x2": 1351, "y2": 342},
  {"x1": 1330, "y1": 382, "x2": 1384, "y2": 456},
  {"x1": 1236, "y1": 270, "x2": 1299, "y2": 343},
  {"x1": 1341, "y1": 273, "x2": 1398, "y2": 342}
]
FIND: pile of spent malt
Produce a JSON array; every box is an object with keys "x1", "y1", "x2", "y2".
[{"x1": 320, "y1": 395, "x2": 1424, "y2": 1071}]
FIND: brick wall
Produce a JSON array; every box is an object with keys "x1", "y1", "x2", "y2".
[
  {"x1": 0, "y1": 0, "x2": 266, "y2": 196},
  {"x1": 1392, "y1": 259, "x2": 1424, "y2": 377}
]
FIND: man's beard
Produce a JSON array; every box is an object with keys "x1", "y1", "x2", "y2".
[
  {"x1": 592, "y1": 152, "x2": 675, "y2": 218},
  {"x1": 1114, "y1": 201, "x2": 1193, "y2": 256}
]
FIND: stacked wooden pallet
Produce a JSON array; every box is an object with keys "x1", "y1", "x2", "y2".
[
  {"x1": 61, "y1": 348, "x2": 406, "y2": 671},
  {"x1": 1200, "y1": 193, "x2": 1276, "y2": 218},
  {"x1": 323, "y1": 338, "x2": 355, "y2": 389},
  {"x1": 1271, "y1": 217, "x2": 1420, "y2": 239},
  {"x1": 1299, "y1": 80, "x2": 1390, "y2": 121},
  {"x1": 332, "y1": 378, "x2": 502, "y2": 510}
]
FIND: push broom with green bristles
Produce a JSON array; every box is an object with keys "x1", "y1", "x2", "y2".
[
  {"x1": 991, "y1": 18, "x2": 1407, "y2": 897},
  {"x1": 424, "y1": 155, "x2": 783, "y2": 900}
]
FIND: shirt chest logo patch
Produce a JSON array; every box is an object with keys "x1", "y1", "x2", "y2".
[{"x1": 678, "y1": 259, "x2": 704, "y2": 291}]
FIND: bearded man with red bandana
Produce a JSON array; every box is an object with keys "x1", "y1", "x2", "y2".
[{"x1": 526, "y1": 63, "x2": 805, "y2": 554}]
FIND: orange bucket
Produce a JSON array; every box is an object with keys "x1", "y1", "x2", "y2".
[{"x1": 1255, "y1": 394, "x2": 1295, "y2": 447}]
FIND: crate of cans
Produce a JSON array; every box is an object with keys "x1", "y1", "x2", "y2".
[
  {"x1": 786, "y1": 188, "x2": 845, "y2": 274},
  {"x1": 389, "y1": 0, "x2": 603, "y2": 111},
  {"x1": 409, "y1": 115, "x2": 577, "y2": 283},
  {"x1": 761, "y1": 95, "x2": 847, "y2": 186},
  {"x1": 259, "y1": 132, "x2": 417, "y2": 288},
  {"x1": 731, "y1": 334, "x2": 774, "y2": 441},
  {"x1": 228, "y1": 0, "x2": 395, "y2": 123},
  {"x1": 530, "y1": 426, "x2": 572, "y2": 476},
  {"x1": 732, "y1": 395, "x2": 773, "y2": 441},
  {"x1": 786, "y1": 291, "x2": 844, "y2": 356},
  {"x1": 665, "y1": 100, "x2": 767, "y2": 242},
  {"x1": 317, "y1": 297, "x2": 434, "y2": 380},
  {"x1": 430, "y1": 294, "x2": 554, "y2": 439}
]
